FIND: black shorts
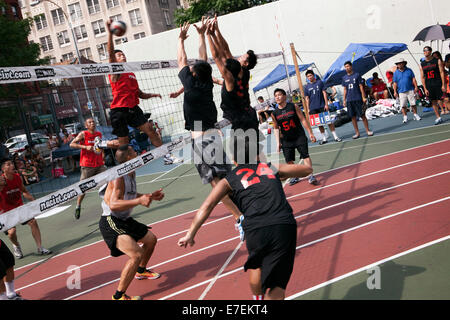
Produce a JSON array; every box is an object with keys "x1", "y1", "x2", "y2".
[
  {"x1": 346, "y1": 100, "x2": 364, "y2": 118},
  {"x1": 281, "y1": 135, "x2": 309, "y2": 162},
  {"x1": 244, "y1": 224, "x2": 297, "y2": 293},
  {"x1": 0, "y1": 240, "x2": 15, "y2": 279},
  {"x1": 426, "y1": 85, "x2": 444, "y2": 101},
  {"x1": 99, "y1": 215, "x2": 149, "y2": 257},
  {"x1": 192, "y1": 133, "x2": 232, "y2": 185},
  {"x1": 110, "y1": 105, "x2": 148, "y2": 138},
  {"x1": 309, "y1": 107, "x2": 325, "y2": 115}
]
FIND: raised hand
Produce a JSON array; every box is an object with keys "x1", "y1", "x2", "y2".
[
  {"x1": 179, "y1": 21, "x2": 190, "y2": 40},
  {"x1": 193, "y1": 16, "x2": 208, "y2": 35}
]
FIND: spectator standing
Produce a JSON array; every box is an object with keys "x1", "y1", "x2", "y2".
[
  {"x1": 304, "y1": 70, "x2": 342, "y2": 144},
  {"x1": 393, "y1": 58, "x2": 421, "y2": 124},
  {"x1": 341, "y1": 61, "x2": 373, "y2": 139},
  {"x1": 420, "y1": 46, "x2": 446, "y2": 124}
]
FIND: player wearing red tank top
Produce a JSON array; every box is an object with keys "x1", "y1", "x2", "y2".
[
  {"x1": 0, "y1": 159, "x2": 51, "y2": 258},
  {"x1": 70, "y1": 118, "x2": 107, "y2": 220},
  {"x1": 94, "y1": 20, "x2": 182, "y2": 165}
]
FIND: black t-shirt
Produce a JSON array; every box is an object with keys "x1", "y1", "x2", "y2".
[
  {"x1": 272, "y1": 103, "x2": 305, "y2": 141},
  {"x1": 220, "y1": 67, "x2": 258, "y2": 131},
  {"x1": 225, "y1": 162, "x2": 296, "y2": 232},
  {"x1": 421, "y1": 57, "x2": 442, "y2": 87},
  {"x1": 178, "y1": 66, "x2": 217, "y2": 131}
]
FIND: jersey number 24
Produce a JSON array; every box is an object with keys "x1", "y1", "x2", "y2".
[{"x1": 236, "y1": 163, "x2": 275, "y2": 189}]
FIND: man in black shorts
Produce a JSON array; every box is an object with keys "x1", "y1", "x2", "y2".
[
  {"x1": 341, "y1": 61, "x2": 373, "y2": 138},
  {"x1": 271, "y1": 88, "x2": 318, "y2": 186},
  {"x1": 177, "y1": 20, "x2": 244, "y2": 238},
  {"x1": 99, "y1": 145, "x2": 164, "y2": 300},
  {"x1": 420, "y1": 46, "x2": 446, "y2": 125},
  {"x1": 0, "y1": 239, "x2": 23, "y2": 300},
  {"x1": 178, "y1": 138, "x2": 312, "y2": 300},
  {"x1": 304, "y1": 70, "x2": 342, "y2": 144}
]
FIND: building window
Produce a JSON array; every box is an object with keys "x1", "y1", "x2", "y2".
[
  {"x1": 159, "y1": 0, "x2": 169, "y2": 8},
  {"x1": 79, "y1": 48, "x2": 93, "y2": 60},
  {"x1": 39, "y1": 35, "x2": 53, "y2": 52},
  {"x1": 115, "y1": 37, "x2": 128, "y2": 45},
  {"x1": 68, "y1": 2, "x2": 83, "y2": 22},
  {"x1": 34, "y1": 14, "x2": 48, "y2": 30},
  {"x1": 109, "y1": 14, "x2": 122, "y2": 22},
  {"x1": 126, "y1": 0, "x2": 136, "y2": 3},
  {"x1": 62, "y1": 52, "x2": 74, "y2": 62},
  {"x1": 87, "y1": 0, "x2": 101, "y2": 15},
  {"x1": 106, "y1": 0, "x2": 120, "y2": 9},
  {"x1": 92, "y1": 19, "x2": 106, "y2": 36},
  {"x1": 97, "y1": 43, "x2": 108, "y2": 60},
  {"x1": 73, "y1": 25, "x2": 88, "y2": 41},
  {"x1": 162, "y1": 9, "x2": 171, "y2": 26},
  {"x1": 57, "y1": 30, "x2": 71, "y2": 46},
  {"x1": 133, "y1": 32, "x2": 146, "y2": 40},
  {"x1": 51, "y1": 8, "x2": 65, "y2": 25},
  {"x1": 129, "y1": 8, "x2": 142, "y2": 26}
]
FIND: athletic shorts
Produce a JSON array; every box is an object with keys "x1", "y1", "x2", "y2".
[
  {"x1": 426, "y1": 85, "x2": 444, "y2": 101},
  {"x1": 80, "y1": 165, "x2": 107, "y2": 181},
  {"x1": 309, "y1": 107, "x2": 325, "y2": 115},
  {"x1": 281, "y1": 135, "x2": 309, "y2": 162},
  {"x1": 110, "y1": 105, "x2": 148, "y2": 138},
  {"x1": 192, "y1": 133, "x2": 232, "y2": 185},
  {"x1": 399, "y1": 90, "x2": 416, "y2": 108},
  {"x1": 346, "y1": 100, "x2": 364, "y2": 118},
  {"x1": 99, "y1": 215, "x2": 149, "y2": 257},
  {"x1": 244, "y1": 224, "x2": 297, "y2": 293},
  {"x1": 0, "y1": 240, "x2": 15, "y2": 279}
]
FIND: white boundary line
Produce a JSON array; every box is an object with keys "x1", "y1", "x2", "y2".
[
  {"x1": 285, "y1": 235, "x2": 450, "y2": 300},
  {"x1": 158, "y1": 196, "x2": 450, "y2": 300}
]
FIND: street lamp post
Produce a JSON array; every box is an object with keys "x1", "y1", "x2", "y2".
[{"x1": 31, "y1": 0, "x2": 97, "y2": 126}]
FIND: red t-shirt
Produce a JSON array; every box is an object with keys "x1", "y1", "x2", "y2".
[
  {"x1": 79, "y1": 130, "x2": 104, "y2": 168},
  {"x1": 372, "y1": 80, "x2": 387, "y2": 93},
  {"x1": 0, "y1": 173, "x2": 23, "y2": 212},
  {"x1": 108, "y1": 72, "x2": 140, "y2": 109}
]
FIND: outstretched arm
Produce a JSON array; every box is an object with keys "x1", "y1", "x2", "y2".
[
  {"x1": 212, "y1": 15, "x2": 232, "y2": 62},
  {"x1": 178, "y1": 179, "x2": 231, "y2": 247},
  {"x1": 206, "y1": 21, "x2": 234, "y2": 92},
  {"x1": 193, "y1": 16, "x2": 208, "y2": 61},
  {"x1": 106, "y1": 19, "x2": 120, "y2": 83},
  {"x1": 138, "y1": 89, "x2": 162, "y2": 99},
  {"x1": 177, "y1": 22, "x2": 190, "y2": 71}
]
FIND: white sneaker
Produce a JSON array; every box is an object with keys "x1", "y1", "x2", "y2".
[
  {"x1": 402, "y1": 116, "x2": 408, "y2": 124},
  {"x1": 434, "y1": 117, "x2": 443, "y2": 125},
  {"x1": 38, "y1": 247, "x2": 52, "y2": 255},
  {"x1": 13, "y1": 245, "x2": 23, "y2": 259},
  {"x1": 164, "y1": 154, "x2": 183, "y2": 165},
  {"x1": 414, "y1": 114, "x2": 421, "y2": 121},
  {"x1": 234, "y1": 215, "x2": 245, "y2": 241}
]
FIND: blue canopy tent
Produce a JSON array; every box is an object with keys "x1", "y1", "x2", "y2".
[
  {"x1": 252, "y1": 63, "x2": 314, "y2": 93},
  {"x1": 322, "y1": 43, "x2": 409, "y2": 88}
]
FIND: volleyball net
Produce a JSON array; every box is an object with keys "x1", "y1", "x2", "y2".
[{"x1": 0, "y1": 50, "x2": 310, "y2": 231}]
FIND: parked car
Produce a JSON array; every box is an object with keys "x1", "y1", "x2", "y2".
[
  {"x1": 4, "y1": 133, "x2": 48, "y2": 149},
  {"x1": 8, "y1": 137, "x2": 51, "y2": 159}
]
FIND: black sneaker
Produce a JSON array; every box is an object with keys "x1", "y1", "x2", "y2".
[
  {"x1": 319, "y1": 140, "x2": 328, "y2": 145},
  {"x1": 74, "y1": 207, "x2": 81, "y2": 220}
]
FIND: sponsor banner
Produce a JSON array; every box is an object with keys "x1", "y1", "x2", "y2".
[
  {"x1": 0, "y1": 119, "x2": 231, "y2": 232},
  {"x1": 309, "y1": 112, "x2": 335, "y2": 127},
  {"x1": 0, "y1": 51, "x2": 282, "y2": 84}
]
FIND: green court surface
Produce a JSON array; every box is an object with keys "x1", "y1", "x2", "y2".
[{"x1": 2, "y1": 117, "x2": 450, "y2": 299}]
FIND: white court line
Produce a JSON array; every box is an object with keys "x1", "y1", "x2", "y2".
[
  {"x1": 17, "y1": 137, "x2": 449, "y2": 273},
  {"x1": 63, "y1": 171, "x2": 450, "y2": 300},
  {"x1": 285, "y1": 235, "x2": 450, "y2": 300},
  {"x1": 159, "y1": 196, "x2": 450, "y2": 300},
  {"x1": 14, "y1": 151, "x2": 450, "y2": 292}
]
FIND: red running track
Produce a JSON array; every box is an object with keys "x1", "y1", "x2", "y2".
[{"x1": 14, "y1": 140, "x2": 450, "y2": 300}]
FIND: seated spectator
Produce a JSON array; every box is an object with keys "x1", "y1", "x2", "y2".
[
  {"x1": 21, "y1": 161, "x2": 39, "y2": 185},
  {"x1": 370, "y1": 73, "x2": 388, "y2": 100},
  {"x1": 62, "y1": 129, "x2": 76, "y2": 172}
]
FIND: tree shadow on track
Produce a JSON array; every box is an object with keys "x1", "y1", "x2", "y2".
[{"x1": 140, "y1": 248, "x2": 246, "y2": 299}]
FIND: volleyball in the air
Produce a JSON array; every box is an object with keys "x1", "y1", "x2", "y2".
[{"x1": 110, "y1": 20, "x2": 127, "y2": 36}]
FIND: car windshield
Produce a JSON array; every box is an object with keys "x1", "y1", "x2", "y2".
[{"x1": 11, "y1": 141, "x2": 27, "y2": 149}]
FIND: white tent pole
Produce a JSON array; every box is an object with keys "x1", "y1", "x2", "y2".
[
  {"x1": 281, "y1": 51, "x2": 293, "y2": 93},
  {"x1": 407, "y1": 48, "x2": 421, "y2": 68}
]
